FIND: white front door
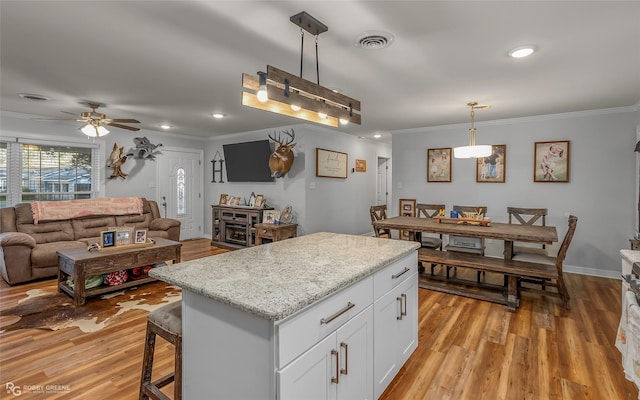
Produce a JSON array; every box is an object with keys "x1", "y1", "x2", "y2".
[{"x1": 157, "y1": 148, "x2": 203, "y2": 240}]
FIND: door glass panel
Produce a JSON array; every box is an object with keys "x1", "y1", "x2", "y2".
[{"x1": 177, "y1": 167, "x2": 185, "y2": 214}]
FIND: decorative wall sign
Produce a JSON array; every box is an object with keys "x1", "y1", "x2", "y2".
[
  {"x1": 316, "y1": 148, "x2": 348, "y2": 179},
  {"x1": 534, "y1": 140, "x2": 570, "y2": 182},
  {"x1": 427, "y1": 148, "x2": 452, "y2": 182},
  {"x1": 476, "y1": 144, "x2": 506, "y2": 183}
]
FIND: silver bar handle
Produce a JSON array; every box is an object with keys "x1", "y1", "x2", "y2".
[
  {"x1": 321, "y1": 302, "x2": 355, "y2": 325},
  {"x1": 401, "y1": 293, "x2": 407, "y2": 318},
  {"x1": 331, "y1": 349, "x2": 339, "y2": 384},
  {"x1": 340, "y1": 342, "x2": 348, "y2": 375},
  {"x1": 396, "y1": 296, "x2": 403, "y2": 320},
  {"x1": 392, "y1": 267, "x2": 411, "y2": 279}
]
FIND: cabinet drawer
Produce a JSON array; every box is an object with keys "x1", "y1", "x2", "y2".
[
  {"x1": 137, "y1": 247, "x2": 178, "y2": 264},
  {"x1": 257, "y1": 227, "x2": 274, "y2": 239},
  {"x1": 277, "y1": 276, "x2": 373, "y2": 368},
  {"x1": 373, "y1": 252, "x2": 418, "y2": 299}
]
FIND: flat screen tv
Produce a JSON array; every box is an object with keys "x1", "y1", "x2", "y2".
[{"x1": 223, "y1": 140, "x2": 274, "y2": 182}]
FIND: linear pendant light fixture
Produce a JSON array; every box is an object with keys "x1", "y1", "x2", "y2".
[
  {"x1": 453, "y1": 102, "x2": 492, "y2": 158},
  {"x1": 242, "y1": 11, "x2": 361, "y2": 127}
]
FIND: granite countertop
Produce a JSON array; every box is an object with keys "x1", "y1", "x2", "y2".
[{"x1": 150, "y1": 232, "x2": 420, "y2": 321}]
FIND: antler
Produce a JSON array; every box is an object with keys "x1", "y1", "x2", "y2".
[{"x1": 268, "y1": 129, "x2": 296, "y2": 145}]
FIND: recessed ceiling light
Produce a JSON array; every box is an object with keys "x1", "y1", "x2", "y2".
[
  {"x1": 373, "y1": 134, "x2": 382, "y2": 138},
  {"x1": 508, "y1": 45, "x2": 537, "y2": 58},
  {"x1": 160, "y1": 124, "x2": 171, "y2": 130},
  {"x1": 19, "y1": 93, "x2": 49, "y2": 101},
  {"x1": 212, "y1": 113, "x2": 225, "y2": 119}
]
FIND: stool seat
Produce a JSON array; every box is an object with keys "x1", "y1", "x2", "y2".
[
  {"x1": 148, "y1": 301, "x2": 182, "y2": 335},
  {"x1": 140, "y1": 300, "x2": 182, "y2": 400}
]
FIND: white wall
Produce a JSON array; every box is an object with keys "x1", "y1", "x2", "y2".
[
  {"x1": 204, "y1": 123, "x2": 391, "y2": 237},
  {"x1": 391, "y1": 107, "x2": 640, "y2": 275}
]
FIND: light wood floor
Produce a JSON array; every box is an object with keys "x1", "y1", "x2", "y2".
[{"x1": 0, "y1": 238, "x2": 637, "y2": 399}]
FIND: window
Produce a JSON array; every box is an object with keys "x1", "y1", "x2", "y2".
[
  {"x1": 1, "y1": 140, "x2": 99, "y2": 206},
  {"x1": 177, "y1": 167, "x2": 185, "y2": 214}
]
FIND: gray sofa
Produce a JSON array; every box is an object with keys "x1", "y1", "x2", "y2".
[{"x1": 0, "y1": 197, "x2": 180, "y2": 285}]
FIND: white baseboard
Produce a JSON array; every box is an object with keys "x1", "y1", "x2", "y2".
[{"x1": 564, "y1": 264, "x2": 621, "y2": 280}]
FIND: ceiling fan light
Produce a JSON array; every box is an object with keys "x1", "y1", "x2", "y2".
[
  {"x1": 81, "y1": 124, "x2": 97, "y2": 137},
  {"x1": 453, "y1": 145, "x2": 492, "y2": 159},
  {"x1": 97, "y1": 125, "x2": 110, "y2": 136}
]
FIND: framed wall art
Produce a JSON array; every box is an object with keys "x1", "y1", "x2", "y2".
[
  {"x1": 534, "y1": 140, "x2": 570, "y2": 182},
  {"x1": 476, "y1": 144, "x2": 506, "y2": 183},
  {"x1": 316, "y1": 148, "x2": 348, "y2": 179},
  {"x1": 355, "y1": 159, "x2": 366, "y2": 172},
  {"x1": 427, "y1": 148, "x2": 451, "y2": 182}
]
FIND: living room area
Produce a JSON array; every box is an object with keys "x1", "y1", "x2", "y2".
[{"x1": 2, "y1": 1, "x2": 640, "y2": 399}]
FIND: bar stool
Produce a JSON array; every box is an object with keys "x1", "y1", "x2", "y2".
[{"x1": 139, "y1": 300, "x2": 182, "y2": 400}]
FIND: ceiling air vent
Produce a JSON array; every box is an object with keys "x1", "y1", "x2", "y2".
[
  {"x1": 19, "y1": 93, "x2": 49, "y2": 101},
  {"x1": 355, "y1": 31, "x2": 394, "y2": 50}
]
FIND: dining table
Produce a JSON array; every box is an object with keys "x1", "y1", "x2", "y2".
[{"x1": 371, "y1": 215, "x2": 558, "y2": 260}]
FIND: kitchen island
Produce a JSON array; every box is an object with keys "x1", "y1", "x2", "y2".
[{"x1": 150, "y1": 232, "x2": 420, "y2": 400}]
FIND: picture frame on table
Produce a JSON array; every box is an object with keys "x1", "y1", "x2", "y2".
[
  {"x1": 263, "y1": 210, "x2": 280, "y2": 224},
  {"x1": 110, "y1": 226, "x2": 134, "y2": 246},
  {"x1": 135, "y1": 229, "x2": 148, "y2": 244},
  {"x1": 101, "y1": 230, "x2": 115, "y2": 248},
  {"x1": 476, "y1": 144, "x2": 506, "y2": 183},
  {"x1": 427, "y1": 148, "x2": 452, "y2": 182},
  {"x1": 254, "y1": 194, "x2": 264, "y2": 208},
  {"x1": 534, "y1": 140, "x2": 570, "y2": 182}
]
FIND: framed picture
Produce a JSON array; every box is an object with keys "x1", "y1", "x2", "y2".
[
  {"x1": 255, "y1": 194, "x2": 264, "y2": 208},
  {"x1": 534, "y1": 140, "x2": 570, "y2": 182},
  {"x1": 135, "y1": 229, "x2": 148, "y2": 244},
  {"x1": 476, "y1": 144, "x2": 506, "y2": 183},
  {"x1": 101, "y1": 230, "x2": 115, "y2": 248},
  {"x1": 399, "y1": 198, "x2": 416, "y2": 240},
  {"x1": 110, "y1": 226, "x2": 134, "y2": 246},
  {"x1": 263, "y1": 210, "x2": 280, "y2": 224},
  {"x1": 355, "y1": 159, "x2": 366, "y2": 172},
  {"x1": 219, "y1": 194, "x2": 228, "y2": 205},
  {"x1": 316, "y1": 148, "x2": 348, "y2": 179},
  {"x1": 427, "y1": 148, "x2": 452, "y2": 182}
]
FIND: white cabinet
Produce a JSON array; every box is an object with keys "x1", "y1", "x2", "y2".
[
  {"x1": 278, "y1": 306, "x2": 374, "y2": 400},
  {"x1": 373, "y1": 272, "x2": 418, "y2": 398}
]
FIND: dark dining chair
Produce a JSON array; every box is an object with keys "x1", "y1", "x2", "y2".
[
  {"x1": 370, "y1": 205, "x2": 390, "y2": 238},
  {"x1": 448, "y1": 205, "x2": 488, "y2": 281},
  {"x1": 507, "y1": 207, "x2": 548, "y2": 256},
  {"x1": 512, "y1": 215, "x2": 577, "y2": 309}
]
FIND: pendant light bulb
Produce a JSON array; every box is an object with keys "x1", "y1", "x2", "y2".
[{"x1": 257, "y1": 71, "x2": 268, "y2": 102}]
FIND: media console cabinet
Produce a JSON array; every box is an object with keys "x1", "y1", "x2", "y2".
[{"x1": 211, "y1": 205, "x2": 271, "y2": 249}]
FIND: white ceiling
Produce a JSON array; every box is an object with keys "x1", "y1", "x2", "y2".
[{"x1": 1, "y1": 1, "x2": 639, "y2": 140}]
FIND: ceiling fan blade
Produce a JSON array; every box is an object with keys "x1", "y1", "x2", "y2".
[
  {"x1": 106, "y1": 118, "x2": 140, "y2": 123},
  {"x1": 106, "y1": 121, "x2": 140, "y2": 131},
  {"x1": 61, "y1": 111, "x2": 78, "y2": 116}
]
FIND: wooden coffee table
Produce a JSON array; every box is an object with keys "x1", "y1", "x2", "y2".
[{"x1": 57, "y1": 237, "x2": 182, "y2": 305}]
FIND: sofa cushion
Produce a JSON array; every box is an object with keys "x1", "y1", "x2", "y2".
[
  {"x1": 31, "y1": 241, "x2": 86, "y2": 268},
  {"x1": 72, "y1": 216, "x2": 117, "y2": 240},
  {"x1": 115, "y1": 213, "x2": 152, "y2": 229},
  {"x1": 17, "y1": 220, "x2": 74, "y2": 244}
]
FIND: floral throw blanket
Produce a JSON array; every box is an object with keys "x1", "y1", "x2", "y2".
[{"x1": 31, "y1": 197, "x2": 143, "y2": 224}]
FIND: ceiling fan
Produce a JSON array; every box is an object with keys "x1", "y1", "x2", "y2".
[{"x1": 41, "y1": 102, "x2": 141, "y2": 137}]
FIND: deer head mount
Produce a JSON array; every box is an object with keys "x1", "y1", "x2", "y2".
[{"x1": 268, "y1": 129, "x2": 296, "y2": 178}]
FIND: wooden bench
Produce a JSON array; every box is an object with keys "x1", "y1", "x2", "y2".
[{"x1": 417, "y1": 248, "x2": 561, "y2": 311}]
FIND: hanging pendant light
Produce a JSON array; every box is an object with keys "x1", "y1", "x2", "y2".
[{"x1": 453, "y1": 102, "x2": 492, "y2": 158}]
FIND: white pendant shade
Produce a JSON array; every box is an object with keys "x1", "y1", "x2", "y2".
[
  {"x1": 453, "y1": 145, "x2": 492, "y2": 159},
  {"x1": 81, "y1": 123, "x2": 110, "y2": 137}
]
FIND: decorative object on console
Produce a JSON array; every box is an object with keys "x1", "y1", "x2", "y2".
[
  {"x1": 254, "y1": 195, "x2": 265, "y2": 208},
  {"x1": 241, "y1": 12, "x2": 361, "y2": 128},
  {"x1": 268, "y1": 129, "x2": 296, "y2": 178},
  {"x1": 476, "y1": 144, "x2": 506, "y2": 183},
  {"x1": 427, "y1": 148, "x2": 452, "y2": 182},
  {"x1": 453, "y1": 102, "x2": 492, "y2": 159},
  {"x1": 107, "y1": 143, "x2": 128, "y2": 179},
  {"x1": 534, "y1": 140, "x2": 570, "y2": 182},
  {"x1": 101, "y1": 230, "x2": 115, "y2": 248},
  {"x1": 135, "y1": 229, "x2": 148, "y2": 244},
  {"x1": 111, "y1": 226, "x2": 135, "y2": 246},
  {"x1": 219, "y1": 194, "x2": 228, "y2": 205},
  {"x1": 316, "y1": 147, "x2": 348, "y2": 179},
  {"x1": 125, "y1": 137, "x2": 163, "y2": 160},
  {"x1": 399, "y1": 198, "x2": 417, "y2": 240}
]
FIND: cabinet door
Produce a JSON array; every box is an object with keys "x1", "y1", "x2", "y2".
[
  {"x1": 278, "y1": 332, "x2": 337, "y2": 400},
  {"x1": 373, "y1": 273, "x2": 418, "y2": 398},
  {"x1": 336, "y1": 306, "x2": 374, "y2": 400}
]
